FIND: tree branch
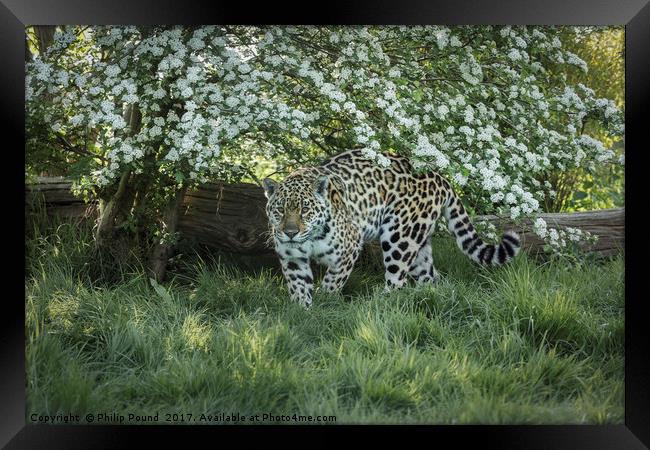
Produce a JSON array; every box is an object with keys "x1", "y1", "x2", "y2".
[{"x1": 55, "y1": 133, "x2": 108, "y2": 162}]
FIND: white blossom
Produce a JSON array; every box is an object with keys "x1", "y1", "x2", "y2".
[{"x1": 25, "y1": 25, "x2": 623, "y2": 252}]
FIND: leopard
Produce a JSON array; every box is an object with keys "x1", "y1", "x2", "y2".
[{"x1": 263, "y1": 149, "x2": 521, "y2": 308}]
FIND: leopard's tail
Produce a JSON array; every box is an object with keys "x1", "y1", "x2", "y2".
[{"x1": 443, "y1": 191, "x2": 521, "y2": 266}]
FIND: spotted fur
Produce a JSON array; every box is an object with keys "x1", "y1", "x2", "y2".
[{"x1": 263, "y1": 149, "x2": 520, "y2": 308}]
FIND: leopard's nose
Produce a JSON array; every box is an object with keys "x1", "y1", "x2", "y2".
[{"x1": 285, "y1": 229, "x2": 298, "y2": 239}]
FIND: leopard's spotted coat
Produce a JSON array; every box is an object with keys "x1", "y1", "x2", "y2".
[{"x1": 263, "y1": 149, "x2": 520, "y2": 308}]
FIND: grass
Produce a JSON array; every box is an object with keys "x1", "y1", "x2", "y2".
[{"x1": 25, "y1": 220, "x2": 624, "y2": 424}]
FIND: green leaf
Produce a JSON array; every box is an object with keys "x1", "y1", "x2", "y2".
[
  {"x1": 175, "y1": 172, "x2": 185, "y2": 184},
  {"x1": 150, "y1": 278, "x2": 173, "y2": 304},
  {"x1": 573, "y1": 191, "x2": 588, "y2": 200}
]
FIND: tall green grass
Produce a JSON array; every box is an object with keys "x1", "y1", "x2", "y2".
[{"x1": 25, "y1": 221, "x2": 624, "y2": 424}]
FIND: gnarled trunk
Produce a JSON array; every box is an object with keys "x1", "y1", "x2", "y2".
[
  {"x1": 94, "y1": 170, "x2": 131, "y2": 247},
  {"x1": 94, "y1": 104, "x2": 142, "y2": 246}
]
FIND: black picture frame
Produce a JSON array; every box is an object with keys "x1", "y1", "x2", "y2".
[{"x1": 4, "y1": 0, "x2": 649, "y2": 447}]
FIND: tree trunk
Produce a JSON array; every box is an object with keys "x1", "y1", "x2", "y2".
[
  {"x1": 95, "y1": 104, "x2": 143, "y2": 244},
  {"x1": 34, "y1": 26, "x2": 56, "y2": 56},
  {"x1": 25, "y1": 33, "x2": 32, "y2": 62},
  {"x1": 148, "y1": 186, "x2": 187, "y2": 282},
  {"x1": 131, "y1": 175, "x2": 153, "y2": 247},
  {"x1": 94, "y1": 170, "x2": 131, "y2": 246}
]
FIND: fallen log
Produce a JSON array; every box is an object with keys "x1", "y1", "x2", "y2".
[
  {"x1": 25, "y1": 177, "x2": 97, "y2": 220},
  {"x1": 26, "y1": 178, "x2": 624, "y2": 258},
  {"x1": 179, "y1": 182, "x2": 271, "y2": 254}
]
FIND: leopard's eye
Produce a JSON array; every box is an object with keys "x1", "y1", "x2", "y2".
[{"x1": 301, "y1": 206, "x2": 309, "y2": 214}]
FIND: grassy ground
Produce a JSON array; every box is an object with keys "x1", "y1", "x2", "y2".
[{"x1": 25, "y1": 221, "x2": 624, "y2": 424}]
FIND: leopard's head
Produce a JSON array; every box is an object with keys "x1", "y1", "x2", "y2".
[{"x1": 262, "y1": 171, "x2": 334, "y2": 246}]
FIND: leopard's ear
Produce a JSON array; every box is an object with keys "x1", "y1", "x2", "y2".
[
  {"x1": 314, "y1": 175, "x2": 329, "y2": 198},
  {"x1": 316, "y1": 174, "x2": 345, "y2": 211},
  {"x1": 262, "y1": 178, "x2": 277, "y2": 199}
]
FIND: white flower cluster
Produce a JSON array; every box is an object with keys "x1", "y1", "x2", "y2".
[
  {"x1": 459, "y1": 54, "x2": 483, "y2": 85},
  {"x1": 26, "y1": 24, "x2": 623, "y2": 238},
  {"x1": 565, "y1": 51, "x2": 588, "y2": 73},
  {"x1": 533, "y1": 218, "x2": 596, "y2": 251},
  {"x1": 413, "y1": 135, "x2": 449, "y2": 169}
]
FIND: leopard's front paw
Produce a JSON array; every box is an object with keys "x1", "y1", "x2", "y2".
[{"x1": 316, "y1": 284, "x2": 340, "y2": 295}]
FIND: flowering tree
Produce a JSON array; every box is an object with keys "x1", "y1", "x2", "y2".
[{"x1": 26, "y1": 25, "x2": 624, "y2": 279}]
